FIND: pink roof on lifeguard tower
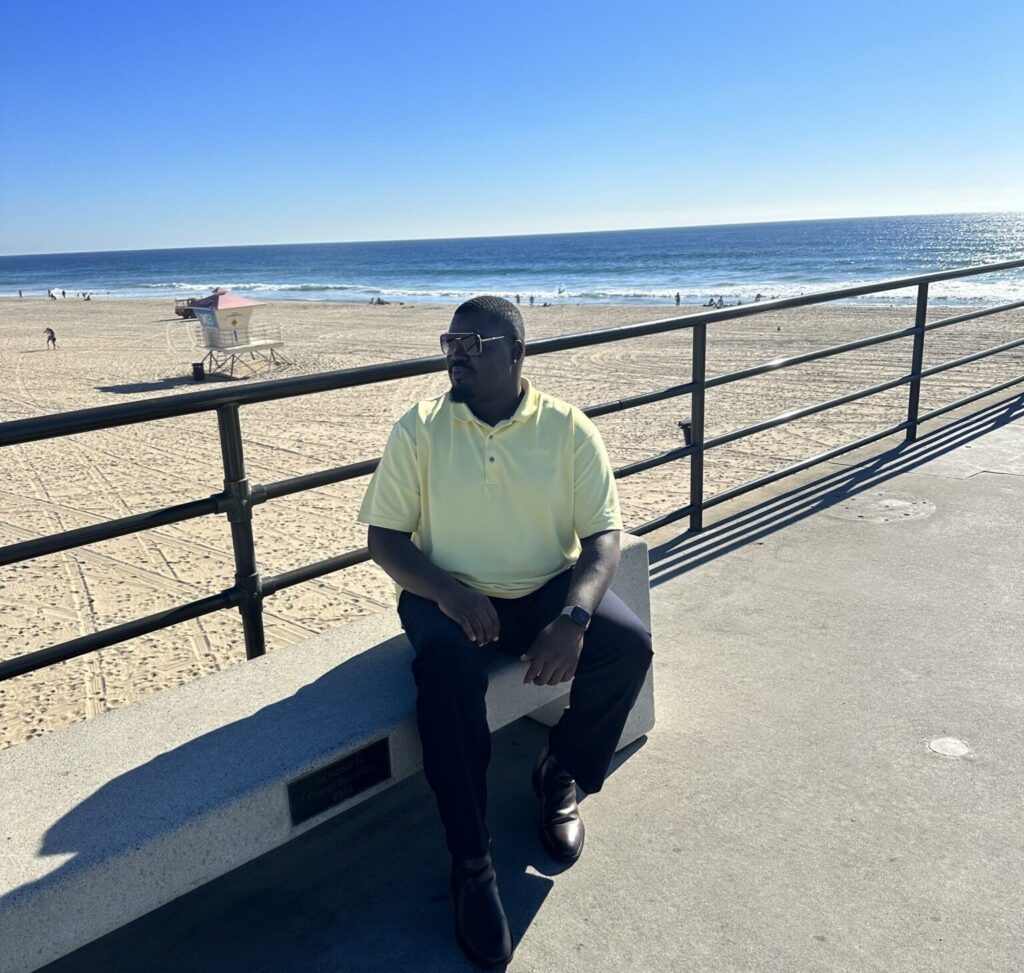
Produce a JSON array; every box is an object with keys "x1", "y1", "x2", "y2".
[{"x1": 192, "y1": 290, "x2": 264, "y2": 310}]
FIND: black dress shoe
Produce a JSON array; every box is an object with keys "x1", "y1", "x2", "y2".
[
  {"x1": 532, "y1": 744, "x2": 585, "y2": 863},
  {"x1": 450, "y1": 848, "x2": 514, "y2": 969}
]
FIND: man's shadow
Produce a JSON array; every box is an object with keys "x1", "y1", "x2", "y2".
[{"x1": 27, "y1": 641, "x2": 646, "y2": 972}]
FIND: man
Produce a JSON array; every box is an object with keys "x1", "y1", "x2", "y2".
[
  {"x1": 44, "y1": 327, "x2": 57, "y2": 350},
  {"x1": 358, "y1": 296, "x2": 653, "y2": 968}
]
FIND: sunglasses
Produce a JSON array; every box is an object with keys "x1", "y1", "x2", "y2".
[{"x1": 439, "y1": 332, "x2": 513, "y2": 356}]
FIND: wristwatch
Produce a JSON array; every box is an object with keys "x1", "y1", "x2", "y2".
[{"x1": 560, "y1": 605, "x2": 592, "y2": 630}]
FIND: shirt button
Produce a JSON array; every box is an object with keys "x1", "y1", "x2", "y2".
[{"x1": 489, "y1": 457, "x2": 495, "y2": 462}]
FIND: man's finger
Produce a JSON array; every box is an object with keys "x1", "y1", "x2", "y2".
[
  {"x1": 546, "y1": 666, "x2": 567, "y2": 686},
  {"x1": 461, "y1": 615, "x2": 482, "y2": 643},
  {"x1": 486, "y1": 604, "x2": 501, "y2": 643},
  {"x1": 532, "y1": 662, "x2": 555, "y2": 685},
  {"x1": 470, "y1": 613, "x2": 489, "y2": 645},
  {"x1": 475, "y1": 610, "x2": 496, "y2": 645}
]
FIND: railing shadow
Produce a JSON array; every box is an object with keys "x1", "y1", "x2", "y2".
[{"x1": 647, "y1": 391, "x2": 1024, "y2": 589}]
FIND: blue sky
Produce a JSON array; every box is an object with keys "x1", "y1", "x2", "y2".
[{"x1": 1, "y1": 0, "x2": 1022, "y2": 254}]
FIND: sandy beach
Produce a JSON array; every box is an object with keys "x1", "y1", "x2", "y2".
[{"x1": 1, "y1": 295, "x2": 1021, "y2": 749}]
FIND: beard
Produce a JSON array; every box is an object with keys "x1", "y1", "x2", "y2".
[{"x1": 449, "y1": 383, "x2": 473, "y2": 403}]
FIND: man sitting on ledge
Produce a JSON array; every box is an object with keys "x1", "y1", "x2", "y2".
[{"x1": 358, "y1": 295, "x2": 653, "y2": 969}]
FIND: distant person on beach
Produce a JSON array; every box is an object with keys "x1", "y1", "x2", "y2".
[
  {"x1": 515, "y1": 293, "x2": 520, "y2": 304},
  {"x1": 44, "y1": 327, "x2": 57, "y2": 349},
  {"x1": 359, "y1": 295, "x2": 651, "y2": 968},
  {"x1": 675, "y1": 292, "x2": 680, "y2": 306},
  {"x1": 61, "y1": 289, "x2": 66, "y2": 298},
  {"x1": 18, "y1": 289, "x2": 22, "y2": 298},
  {"x1": 529, "y1": 295, "x2": 534, "y2": 306},
  {"x1": 755, "y1": 293, "x2": 763, "y2": 302}
]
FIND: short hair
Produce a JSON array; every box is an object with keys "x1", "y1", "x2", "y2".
[{"x1": 453, "y1": 295, "x2": 525, "y2": 344}]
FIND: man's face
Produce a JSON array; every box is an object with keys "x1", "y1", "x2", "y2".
[{"x1": 445, "y1": 312, "x2": 520, "y2": 403}]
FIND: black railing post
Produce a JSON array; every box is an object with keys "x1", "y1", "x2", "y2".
[
  {"x1": 689, "y1": 323, "x2": 707, "y2": 532},
  {"x1": 216, "y1": 403, "x2": 266, "y2": 659},
  {"x1": 906, "y1": 282, "x2": 929, "y2": 442}
]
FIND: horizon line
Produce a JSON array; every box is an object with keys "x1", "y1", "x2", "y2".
[{"x1": 2, "y1": 208, "x2": 1021, "y2": 260}]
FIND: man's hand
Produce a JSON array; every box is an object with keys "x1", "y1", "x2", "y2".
[
  {"x1": 437, "y1": 584, "x2": 501, "y2": 645},
  {"x1": 521, "y1": 617, "x2": 585, "y2": 685}
]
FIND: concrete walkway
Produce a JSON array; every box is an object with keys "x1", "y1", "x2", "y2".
[{"x1": 40, "y1": 395, "x2": 1023, "y2": 973}]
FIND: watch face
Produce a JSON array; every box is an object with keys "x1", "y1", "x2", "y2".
[{"x1": 570, "y1": 606, "x2": 591, "y2": 627}]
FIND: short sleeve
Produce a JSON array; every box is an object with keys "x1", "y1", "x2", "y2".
[
  {"x1": 572, "y1": 411, "x2": 623, "y2": 538},
  {"x1": 357, "y1": 417, "x2": 421, "y2": 532}
]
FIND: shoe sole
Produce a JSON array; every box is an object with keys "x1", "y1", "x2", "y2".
[{"x1": 454, "y1": 922, "x2": 514, "y2": 969}]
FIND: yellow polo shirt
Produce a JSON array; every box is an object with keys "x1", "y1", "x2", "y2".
[{"x1": 357, "y1": 376, "x2": 622, "y2": 598}]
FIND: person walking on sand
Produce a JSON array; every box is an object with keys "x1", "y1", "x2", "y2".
[
  {"x1": 359, "y1": 296, "x2": 652, "y2": 968},
  {"x1": 675, "y1": 291, "x2": 680, "y2": 306},
  {"x1": 44, "y1": 327, "x2": 57, "y2": 349}
]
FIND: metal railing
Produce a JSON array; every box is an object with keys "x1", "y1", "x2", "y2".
[{"x1": 2, "y1": 258, "x2": 1023, "y2": 682}]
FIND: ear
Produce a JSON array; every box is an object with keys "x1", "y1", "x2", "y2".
[{"x1": 512, "y1": 339, "x2": 525, "y2": 364}]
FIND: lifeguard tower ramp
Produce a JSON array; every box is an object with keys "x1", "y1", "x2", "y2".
[{"x1": 189, "y1": 292, "x2": 292, "y2": 377}]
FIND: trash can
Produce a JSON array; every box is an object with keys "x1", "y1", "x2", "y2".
[{"x1": 192, "y1": 362, "x2": 205, "y2": 381}]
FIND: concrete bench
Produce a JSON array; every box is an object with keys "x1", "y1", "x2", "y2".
[{"x1": 0, "y1": 535, "x2": 654, "y2": 973}]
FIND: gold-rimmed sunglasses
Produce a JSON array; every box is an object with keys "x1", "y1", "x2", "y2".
[{"x1": 439, "y1": 332, "x2": 512, "y2": 356}]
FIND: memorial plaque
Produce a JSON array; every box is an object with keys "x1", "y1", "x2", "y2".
[{"x1": 288, "y1": 737, "x2": 392, "y2": 827}]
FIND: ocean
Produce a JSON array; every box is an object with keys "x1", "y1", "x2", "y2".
[{"x1": 1, "y1": 212, "x2": 1022, "y2": 308}]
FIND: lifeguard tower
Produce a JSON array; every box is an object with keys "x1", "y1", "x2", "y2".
[{"x1": 188, "y1": 289, "x2": 291, "y2": 377}]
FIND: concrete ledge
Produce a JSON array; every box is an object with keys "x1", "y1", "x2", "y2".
[{"x1": 0, "y1": 535, "x2": 653, "y2": 973}]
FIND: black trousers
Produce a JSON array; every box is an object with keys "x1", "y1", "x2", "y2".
[{"x1": 397, "y1": 568, "x2": 653, "y2": 860}]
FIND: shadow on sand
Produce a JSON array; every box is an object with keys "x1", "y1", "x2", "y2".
[{"x1": 96, "y1": 374, "x2": 241, "y2": 394}]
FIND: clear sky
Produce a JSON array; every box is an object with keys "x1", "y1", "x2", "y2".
[{"x1": 1, "y1": 0, "x2": 1022, "y2": 255}]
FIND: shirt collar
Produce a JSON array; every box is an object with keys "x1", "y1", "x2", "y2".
[{"x1": 450, "y1": 375, "x2": 539, "y2": 427}]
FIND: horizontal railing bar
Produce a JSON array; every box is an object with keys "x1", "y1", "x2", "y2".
[
  {"x1": 705, "y1": 326, "x2": 918, "y2": 389},
  {"x1": 5, "y1": 326, "x2": 1019, "y2": 588},
  {"x1": 704, "y1": 373, "x2": 914, "y2": 451},
  {"x1": 923, "y1": 298, "x2": 1024, "y2": 333},
  {"x1": 630, "y1": 377, "x2": 1024, "y2": 540},
  {"x1": 4, "y1": 259, "x2": 1022, "y2": 448},
  {"x1": 629, "y1": 502, "x2": 698, "y2": 537},
  {"x1": 916, "y1": 375, "x2": 1024, "y2": 424},
  {"x1": 260, "y1": 459, "x2": 381, "y2": 502},
  {"x1": 703, "y1": 419, "x2": 912, "y2": 512},
  {"x1": 0, "y1": 588, "x2": 242, "y2": 682},
  {"x1": 918, "y1": 335, "x2": 1024, "y2": 379},
  {"x1": 585, "y1": 381, "x2": 699, "y2": 418},
  {"x1": 6, "y1": 329, "x2": 1017, "y2": 572},
  {"x1": 0, "y1": 356, "x2": 447, "y2": 448},
  {"x1": 614, "y1": 443, "x2": 697, "y2": 479},
  {"x1": 261, "y1": 548, "x2": 372, "y2": 596},
  {"x1": 0, "y1": 495, "x2": 224, "y2": 566},
  {"x1": 9, "y1": 373, "x2": 1024, "y2": 681}
]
